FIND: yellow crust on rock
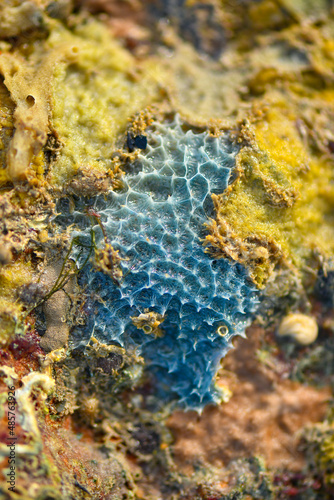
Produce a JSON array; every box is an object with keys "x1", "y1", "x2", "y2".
[
  {"x1": 205, "y1": 101, "x2": 334, "y2": 287},
  {"x1": 0, "y1": 259, "x2": 33, "y2": 343},
  {"x1": 48, "y1": 20, "x2": 164, "y2": 185},
  {"x1": 0, "y1": 17, "x2": 164, "y2": 185},
  {"x1": 0, "y1": 33, "x2": 79, "y2": 181}
]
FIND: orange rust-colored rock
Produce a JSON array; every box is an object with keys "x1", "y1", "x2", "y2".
[{"x1": 167, "y1": 326, "x2": 330, "y2": 475}]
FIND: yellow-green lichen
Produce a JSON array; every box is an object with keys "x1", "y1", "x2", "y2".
[
  {"x1": 0, "y1": 259, "x2": 33, "y2": 343},
  {"x1": 206, "y1": 101, "x2": 334, "y2": 287},
  {"x1": 0, "y1": 79, "x2": 15, "y2": 185},
  {"x1": 48, "y1": 20, "x2": 165, "y2": 185}
]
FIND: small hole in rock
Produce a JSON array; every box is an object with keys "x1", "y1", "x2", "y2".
[{"x1": 26, "y1": 95, "x2": 35, "y2": 108}]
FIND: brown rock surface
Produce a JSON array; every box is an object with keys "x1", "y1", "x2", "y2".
[{"x1": 167, "y1": 327, "x2": 331, "y2": 475}]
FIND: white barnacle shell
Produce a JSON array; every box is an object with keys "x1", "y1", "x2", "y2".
[{"x1": 277, "y1": 313, "x2": 318, "y2": 345}]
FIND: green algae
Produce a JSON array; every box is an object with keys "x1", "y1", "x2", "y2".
[
  {"x1": 206, "y1": 101, "x2": 334, "y2": 287},
  {"x1": 48, "y1": 20, "x2": 165, "y2": 186},
  {"x1": 0, "y1": 256, "x2": 34, "y2": 344},
  {"x1": 0, "y1": 80, "x2": 15, "y2": 185}
]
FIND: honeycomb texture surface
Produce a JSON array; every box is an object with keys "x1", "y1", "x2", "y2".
[{"x1": 61, "y1": 117, "x2": 260, "y2": 409}]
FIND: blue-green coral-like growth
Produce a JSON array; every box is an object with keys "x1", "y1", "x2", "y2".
[{"x1": 65, "y1": 117, "x2": 260, "y2": 409}]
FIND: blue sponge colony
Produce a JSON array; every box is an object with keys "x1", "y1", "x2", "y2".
[{"x1": 68, "y1": 117, "x2": 260, "y2": 409}]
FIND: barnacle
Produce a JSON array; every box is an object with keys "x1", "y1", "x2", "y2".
[
  {"x1": 131, "y1": 310, "x2": 165, "y2": 338},
  {"x1": 58, "y1": 116, "x2": 260, "y2": 409}
]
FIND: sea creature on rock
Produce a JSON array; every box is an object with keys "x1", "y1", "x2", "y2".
[
  {"x1": 277, "y1": 313, "x2": 318, "y2": 346},
  {"x1": 58, "y1": 116, "x2": 260, "y2": 409}
]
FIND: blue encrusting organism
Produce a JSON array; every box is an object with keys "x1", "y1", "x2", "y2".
[{"x1": 63, "y1": 116, "x2": 260, "y2": 409}]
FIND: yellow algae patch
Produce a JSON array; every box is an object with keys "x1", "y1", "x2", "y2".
[
  {"x1": 0, "y1": 259, "x2": 33, "y2": 343},
  {"x1": 206, "y1": 102, "x2": 334, "y2": 287},
  {"x1": 0, "y1": 25, "x2": 79, "y2": 182},
  {"x1": 0, "y1": 0, "x2": 45, "y2": 38},
  {"x1": 0, "y1": 17, "x2": 163, "y2": 184},
  {"x1": 0, "y1": 79, "x2": 15, "y2": 184},
  {"x1": 48, "y1": 21, "x2": 164, "y2": 185}
]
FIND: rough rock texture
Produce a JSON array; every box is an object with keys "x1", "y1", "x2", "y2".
[
  {"x1": 167, "y1": 326, "x2": 331, "y2": 474},
  {"x1": 1, "y1": 1, "x2": 334, "y2": 498}
]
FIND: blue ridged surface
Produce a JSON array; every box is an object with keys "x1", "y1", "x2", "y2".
[{"x1": 62, "y1": 117, "x2": 260, "y2": 409}]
